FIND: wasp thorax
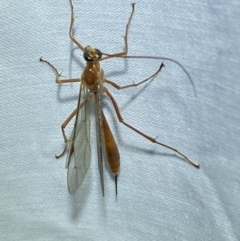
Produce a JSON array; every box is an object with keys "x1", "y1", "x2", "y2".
[{"x1": 83, "y1": 46, "x2": 102, "y2": 61}]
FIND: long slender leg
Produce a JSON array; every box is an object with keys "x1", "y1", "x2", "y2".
[
  {"x1": 60, "y1": 109, "x2": 77, "y2": 143},
  {"x1": 40, "y1": 57, "x2": 81, "y2": 84},
  {"x1": 104, "y1": 89, "x2": 200, "y2": 168},
  {"x1": 69, "y1": 0, "x2": 85, "y2": 51},
  {"x1": 56, "y1": 108, "x2": 77, "y2": 158},
  {"x1": 101, "y1": 3, "x2": 135, "y2": 61},
  {"x1": 105, "y1": 63, "x2": 164, "y2": 90}
]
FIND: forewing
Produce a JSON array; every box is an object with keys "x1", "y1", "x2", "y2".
[
  {"x1": 66, "y1": 84, "x2": 91, "y2": 194},
  {"x1": 94, "y1": 80, "x2": 107, "y2": 195}
]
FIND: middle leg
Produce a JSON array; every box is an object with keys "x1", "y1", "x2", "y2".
[{"x1": 105, "y1": 63, "x2": 164, "y2": 90}]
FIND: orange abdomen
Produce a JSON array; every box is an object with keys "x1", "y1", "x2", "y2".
[{"x1": 101, "y1": 111, "x2": 120, "y2": 174}]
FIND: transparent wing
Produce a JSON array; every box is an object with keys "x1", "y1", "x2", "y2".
[
  {"x1": 66, "y1": 84, "x2": 91, "y2": 194},
  {"x1": 94, "y1": 78, "x2": 107, "y2": 196}
]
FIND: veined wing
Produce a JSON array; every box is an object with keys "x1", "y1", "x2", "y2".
[
  {"x1": 94, "y1": 81, "x2": 107, "y2": 196},
  {"x1": 66, "y1": 84, "x2": 91, "y2": 194}
]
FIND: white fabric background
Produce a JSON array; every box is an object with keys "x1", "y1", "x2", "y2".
[{"x1": 1, "y1": 0, "x2": 239, "y2": 240}]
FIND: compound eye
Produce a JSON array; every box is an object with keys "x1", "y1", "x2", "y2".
[{"x1": 95, "y1": 49, "x2": 102, "y2": 59}]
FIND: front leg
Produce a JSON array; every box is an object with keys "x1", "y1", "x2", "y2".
[{"x1": 101, "y1": 3, "x2": 136, "y2": 61}]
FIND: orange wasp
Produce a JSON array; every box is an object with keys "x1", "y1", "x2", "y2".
[{"x1": 40, "y1": 0, "x2": 199, "y2": 196}]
